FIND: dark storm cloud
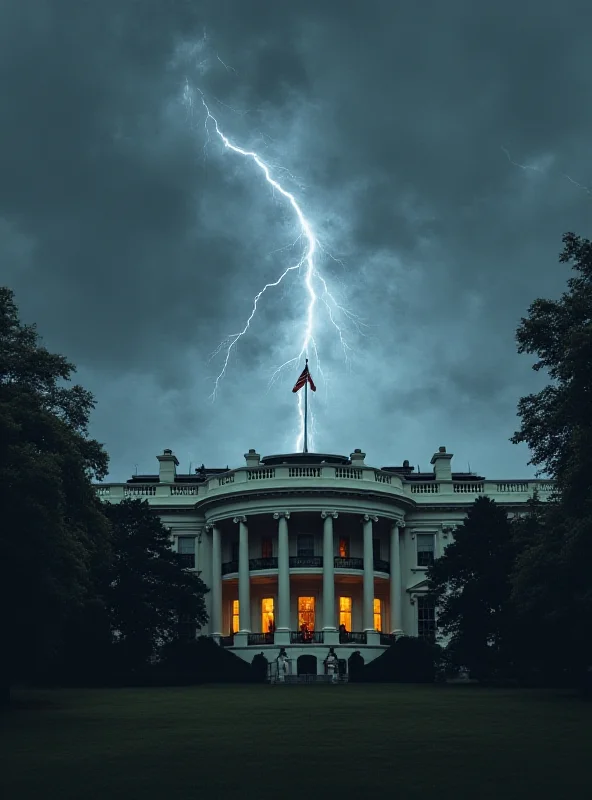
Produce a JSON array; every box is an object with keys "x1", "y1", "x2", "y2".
[{"x1": 1, "y1": 0, "x2": 591, "y2": 479}]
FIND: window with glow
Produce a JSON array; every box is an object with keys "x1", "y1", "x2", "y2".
[
  {"x1": 417, "y1": 534, "x2": 435, "y2": 567},
  {"x1": 261, "y1": 597, "x2": 274, "y2": 632},
  {"x1": 373, "y1": 598, "x2": 382, "y2": 632},
  {"x1": 231, "y1": 600, "x2": 239, "y2": 634},
  {"x1": 298, "y1": 596, "x2": 315, "y2": 630},
  {"x1": 417, "y1": 596, "x2": 436, "y2": 642},
  {"x1": 261, "y1": 538, "x2": 272, "y2": 558},
  {"x1": 339, "y1": 596, "x2": 352, "y2": 630},
  {"x1": 339, "y1": 537, "x2": 350, "y2": 557}
]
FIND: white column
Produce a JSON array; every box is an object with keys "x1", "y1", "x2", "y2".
[
  {"x1": 362, "y1": 514, "x2": 377, "y2": 631},
  {"x1": 234, "y1": 516, "x2": 250, "y2": 632},
  {"x1": 390, "y1": 520, "x2": 404, "y2": 634},
  {"x1": 321, "y1": 511, "x2": 338, "y2": 630},
  {"x1": 208, "y1": 523, "x2": 222, "y2": 637},
  {"x1": 274, "y1": 512, "x2": 291, "y2": 631}
]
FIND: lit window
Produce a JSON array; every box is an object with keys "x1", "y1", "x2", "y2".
[
  {"x1": 231, "y1": 600, "x2": 239, "y2": 634},
  {"x1": 373, "y1": 598, "x2": 382, "y2": 632},
  {"x1": 417, "y1": 596, "x2": 436, "y2": 642},
  {"x1": 339, "y1": 597, "x2": 352, "y2": 630},
  {"x1": 339, "y1": 537, "x2": 350, "y2": 557},
  {"x1": 417, "y1": 534, "x2": 435, "y2": 567},
  {"x1": 297, "y1": 535, "x2": 314, "y2": 557},
  {"x1": 261, "y1": 597, "x2": 275, "y2": 633},
  {"x1": 261, "y1": 538, "x2": 272, "y2": 558},
  {"x1": 298, "y1": 596, "x2": 315, "y2": 630}
]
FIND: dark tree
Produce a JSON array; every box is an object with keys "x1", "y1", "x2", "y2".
[
  {"x1": 511, "y1": 233, "x2": 592, "y2": 683},
  {"x1": 426, "y1": 496, "x2": 516, "y2": 680},
  {"x1": 0, "y1": 287, "x2": 111, "y2": 706},
  {"x1": 101, "y1": 498, "x2": 209, "y2": 675}
]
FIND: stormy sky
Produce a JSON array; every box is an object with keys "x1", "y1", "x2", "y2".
[{"x1": 1, "y1": 0, "x2": 590, "y2": 481}]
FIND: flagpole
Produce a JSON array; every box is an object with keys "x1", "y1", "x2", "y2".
[{"x1": 304, "y1": 358, "x2": 308, "y2": 454}]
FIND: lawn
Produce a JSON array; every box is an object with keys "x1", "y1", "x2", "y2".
[{"x1": 1, "y1": 683, "x2": 591, "y2": 799}]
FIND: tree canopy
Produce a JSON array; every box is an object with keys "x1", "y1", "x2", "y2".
[{"x1": 0, "y1": 287, "x2": 111, "y2": 704}]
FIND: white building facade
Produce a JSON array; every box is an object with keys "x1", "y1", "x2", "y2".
[{"x1": 96, "y1": 446, "x2": 553, "y2": 677}]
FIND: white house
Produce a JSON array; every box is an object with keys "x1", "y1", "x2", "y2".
[{"x1": 95, "y1": 446, "x2": 553, "y2": 677}]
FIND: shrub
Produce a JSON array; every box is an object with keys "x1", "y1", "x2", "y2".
[{"x1": 361, "y1": 636, "x2": 441, "y2": 683}]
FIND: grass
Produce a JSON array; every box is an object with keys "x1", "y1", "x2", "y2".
[{"x1": 1, "y1": 683, "x2": 591, "y2": 799}]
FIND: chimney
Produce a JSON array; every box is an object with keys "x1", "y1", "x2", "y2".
[
  {"x1": 156, "y1": 448, "x2": 179, "y2": 483},
  {"x1": 244, "y1": 448, "x2": 261, "y2": 467},
  {"x1": 350, "y1": 448, "x2": 366, "y2": 467},
  {"x1": 430, "y1": 446, "x2": 453, "y2": 481}
]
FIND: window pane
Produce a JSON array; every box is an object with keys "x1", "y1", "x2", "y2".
[
  {"x1": 417, "y1": 534, "x2": 435, "y2": 567},
  {"x1": 417, "y1": 596, "x2": 436, "y2": 642},
  {"x1": 339, "y1": 596, "x2": 352, "y2": 630},
  {"x1": 298, "y1": 596, "x2": 315, "y2": 630},
  {"x1": 261, "y1": 597, "x2": 275, "y2": 633},
  {"x1": 261, "y1": 538, "x2": 272, "y2": 558},
  {"x1": 373, "y1": 538, "x2": 380, "y2": 559},
  {"x1": 339, "y1": 537, "x2": 350, "y2": 557},
  {"x1": 373, "y1": 598, "x2": 382, "y2": 632},
  {"x1": 178, "y1": 536, "x2": 195, "y2": 554},
  {"x1": 297, "y1": 534, "x2": 314, "y2": 557}
]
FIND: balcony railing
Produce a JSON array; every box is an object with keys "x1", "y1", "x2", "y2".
[
  {"x1": 249, "y1": 557, "x2": 278, "y2": 571},
  {"x1": 380, "y1": 633, "x2": 396, "y2": 646},
  {"x1": 290, "y1": 631, "x2": 324, "y2": 644},
  {"x1": 289, "y1": 556, "x2": 323, "y2": 568},
  {"x1": 339, "y1": 631, "x2": 367, "y2": 644},
  {"x1": 220, "y1": 635, "x2": 234, "y2": 647},
  {"x1": 247, "y1": 633, "x2": 274, "y2": 646},
  {"x1": 221, "y1": 555, "x2": 391, "y2": 575},
  {"x1": 334, "y1": 557, "x2": 364, "y2": 570}
]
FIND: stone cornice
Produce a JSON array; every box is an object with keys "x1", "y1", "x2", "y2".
[{"x1": 194, "y1": 486, "x2": 417, "y2": 512}]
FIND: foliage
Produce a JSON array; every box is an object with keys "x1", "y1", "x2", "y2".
[
  {"x1": 361, "y1": 636, "x2": 441, "y2": 683},
  {"x1": 156, "y1": 636, "x2": 253, "y2": 684},
  {"x1": 426, "y1": 496, "x2": 517, "y2": 680},
  {"x1": 510, "y1": 232, "x2": 592, "y2": 681},
  {"x1": 250, "y1": 652, "x2": 269, "y2": 683},
  {"x1": 99, "y1": 498, "x2": 209, "y2": 675},
  {"x1": 347, "y1": 650, "x2": 365, "y2": 682},
  {"x1": 0, "y1": 287, "x2": 111, "y2": 705}
]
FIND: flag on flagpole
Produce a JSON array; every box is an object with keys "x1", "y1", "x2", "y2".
[{"x1": 292, "y1": 363, "x2": 316, "y2": 393}]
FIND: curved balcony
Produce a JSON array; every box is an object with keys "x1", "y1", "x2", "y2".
[{"x1": 221, "y1": 556, "x2": 391, "y2": 576}]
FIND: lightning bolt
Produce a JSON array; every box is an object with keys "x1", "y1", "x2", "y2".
[
  {"x1": 502, "y1": 146, "x2": 592, "y2": 196},
  {"x1": 182, "y1": 78, "x2": 363, "y2": 452}
]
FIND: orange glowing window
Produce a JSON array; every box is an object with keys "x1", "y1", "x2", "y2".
[
  {"x1": 298, "y1": 596, "x2": 315, "y2": 631},
  {"x1": 261, "y1": 597, "x2": 275, "y2": 633},
  {"x1": 339, "y1": 537, "x2": 350, "y2": 557},
  {"x1": 339, "y1": 596, "x2": 352, "y2": 630},
  {"x1": 373, "y1": 598, "x2": 382, "y2": 632},
  {"x1": 231, "y1": 600, "x2": 239, "y2": 634}
]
